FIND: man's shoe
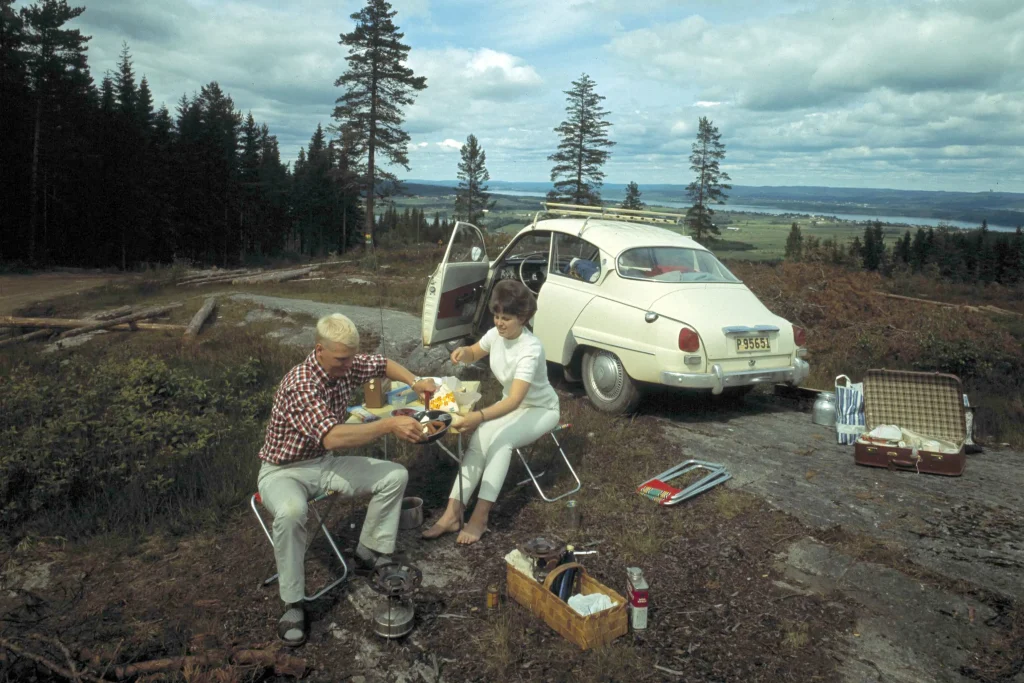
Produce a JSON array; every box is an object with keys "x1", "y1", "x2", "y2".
[{"x1": 278, "y1": 603, "x2": 307, "y2": 647}]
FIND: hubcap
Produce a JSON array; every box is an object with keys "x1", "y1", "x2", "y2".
[{"x1": 591, "y1": 352, "x2": 624, "y2": 400}]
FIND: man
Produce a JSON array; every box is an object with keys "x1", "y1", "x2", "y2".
[{"x1": 257, "y1": 313, "x2": 436, "y2": 647}]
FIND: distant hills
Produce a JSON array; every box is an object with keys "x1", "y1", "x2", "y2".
[{"x1": 402, "y1": 180, "x2": 1024, "y2": 228}]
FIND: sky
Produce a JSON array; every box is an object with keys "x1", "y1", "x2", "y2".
[{"x1": 63, "y1": 0, "x2": 1024, "y2": 193}]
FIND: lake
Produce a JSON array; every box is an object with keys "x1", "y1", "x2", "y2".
[{"x1": 492, "y1": 191, "x2": 1017, "y2": 232}]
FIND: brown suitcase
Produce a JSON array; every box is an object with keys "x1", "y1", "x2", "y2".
[{"x1": 854, "y1": 369, "x2": 966, "y2": 476}]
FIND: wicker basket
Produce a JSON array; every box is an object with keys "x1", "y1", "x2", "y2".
[{"x1": 506, "y1": 561, "x2": 628, "y2": 650}]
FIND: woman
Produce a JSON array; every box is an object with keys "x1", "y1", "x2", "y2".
[{"x1": 422, "y1": 280, "x2": 560, "y2": 545}]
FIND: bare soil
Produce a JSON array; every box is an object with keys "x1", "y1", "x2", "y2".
[{"x1": 0, "y1": 272, "x2": 129, "y2": 316}]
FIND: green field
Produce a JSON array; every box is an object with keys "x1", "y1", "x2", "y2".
[{"x1": 388, "y1": 192, "x2": 911, "y2": 261}]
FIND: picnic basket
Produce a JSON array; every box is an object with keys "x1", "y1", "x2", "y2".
[
  {"x1": 854, "y1": 369, "x2": 966, "y2": 476},
  {"x1": 506, "y1": 561, "x2": 627, "y2": 650}
]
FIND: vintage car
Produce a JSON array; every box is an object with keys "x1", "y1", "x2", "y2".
[{"x1": 421, "y1": 204, "x2": 809, "y2": 413}]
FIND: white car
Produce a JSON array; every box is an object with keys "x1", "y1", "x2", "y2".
[{"x1": 421, "y1": 204, "x2": 810, "y2": 414}]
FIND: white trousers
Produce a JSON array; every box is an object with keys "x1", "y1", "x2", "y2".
[
  {"x1": 257, "y1": 455, "x2": 408, "y2": 604},
  {"x1": 450, "y1": 406, "x2": 560, "y2": 504}
]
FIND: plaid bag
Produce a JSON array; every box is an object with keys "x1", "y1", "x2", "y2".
[{"x1": 835, "y1": 374, "x2": 866, "y2": 445}]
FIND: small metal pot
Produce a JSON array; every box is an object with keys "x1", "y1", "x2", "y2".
[
  {"x1": 399, "y1": 497, "x2": 423, "y2": 530},
  {"x1": 373, "y1": 598, "x2": 415, "y2": 639},
  {"x1": 812, "y1": 391, "x2": 837, "y2": 427}
]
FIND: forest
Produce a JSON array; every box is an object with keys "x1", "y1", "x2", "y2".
[{"x1": 0, "y1": 0, "x2": 462, "y2": 270}]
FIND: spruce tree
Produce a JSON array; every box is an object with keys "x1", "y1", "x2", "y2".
[
  {"x1": 621, "y1": 181, "x2": 643, "y2": 210},
  {"x1": 896, "y1": 230, "x2": 912, "y2": 265},
  {"x1": 548, "y1": 73, "x2": 614, "y2": 205},
  {"x1": 454, "y1": 134, "x2": 494, "y2": 226},
  {"x1": 685, "y1": 117, "x2": 731, "y2": 242},
  {"x1": 333, "y1": 0, "x2": 426, "y2": 246},
  {"x1": 784, "y1": 222, "x2": 803, "y2": 261}
]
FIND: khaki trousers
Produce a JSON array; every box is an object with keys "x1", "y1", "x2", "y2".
[{"x1": 258, "y1": 454, "x2": 408, "y2": 604}]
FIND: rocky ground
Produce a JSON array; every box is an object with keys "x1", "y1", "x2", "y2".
[{"x1": 2, "y1": 295, "x2": 1021, "y2": 682}]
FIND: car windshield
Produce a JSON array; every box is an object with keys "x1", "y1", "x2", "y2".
[{"x1": 617, "y1": 247, "x2": 740, "y2": 283}]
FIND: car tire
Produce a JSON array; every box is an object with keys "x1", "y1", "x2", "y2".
[{"x1": 581, "y1": 348, "x2": 641, "y2": 414}]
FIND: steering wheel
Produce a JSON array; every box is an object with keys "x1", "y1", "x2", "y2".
[{"x1": 517, "y1": 252, "x2": 549, "y2": 293}]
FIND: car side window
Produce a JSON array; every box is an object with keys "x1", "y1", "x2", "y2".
[{"x1": 550, "y1": 234, "x2": 602, "y2": 284}]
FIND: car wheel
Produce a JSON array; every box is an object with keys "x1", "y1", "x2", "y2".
[{"x1": 582, "y1": 348, "x2": 641, "y2": 414}]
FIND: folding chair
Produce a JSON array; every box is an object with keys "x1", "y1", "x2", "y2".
[
  {"x1": 514, "y1": 423, "x2": 581, "y2": 502},
  {"x1": 250, "y1": 490, "x2": 349, "y2": 601}
]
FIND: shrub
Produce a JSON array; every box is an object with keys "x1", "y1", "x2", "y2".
[{"x1": 0, "y1": 355, "x2": 275, "y2": 540}]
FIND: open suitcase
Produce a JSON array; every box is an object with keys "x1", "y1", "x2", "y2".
[{"x1": 854, "y1": 369, "x2": 966, "y2": 476}]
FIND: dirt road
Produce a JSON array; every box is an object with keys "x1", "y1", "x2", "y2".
[{"x1": 0, "y1": 272, "x2": 123, "y2": 315}]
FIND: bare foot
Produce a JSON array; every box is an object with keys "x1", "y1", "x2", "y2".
[
  {"x1": 421, "y1": 514, "x2": 461, "y2": 540},
  {"x1": 456, "y1": 520, "x2": 489, "y2": 545}
]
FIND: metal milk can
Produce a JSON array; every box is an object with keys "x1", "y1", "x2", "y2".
[{"x1": 812, "y1": 391, "x2": 837, "y2": 427}]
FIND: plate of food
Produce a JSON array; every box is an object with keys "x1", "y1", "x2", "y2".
[{"x1": 415, "y1": 410, "x2": 453, "y2": 444}]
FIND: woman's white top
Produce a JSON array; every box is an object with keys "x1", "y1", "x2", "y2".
[{"x1": 479, "y1": 326, "x2": 560, "y2": 411}]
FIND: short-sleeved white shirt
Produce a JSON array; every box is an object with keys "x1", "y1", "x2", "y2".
[{"x1": 479, "y1": 327, "x2": 559, "y2": 411}]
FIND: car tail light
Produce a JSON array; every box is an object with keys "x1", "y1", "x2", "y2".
[
  {"x1": 678, "y1": 328, "x2": 700, "y2": 352},
  {"x1": 793, "y1": 325, "x2": 806, "y2": 347}
]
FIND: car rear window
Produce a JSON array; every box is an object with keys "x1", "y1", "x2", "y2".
[{"x1": 617, "y1": 247, "x2": 740, "y2": 283}]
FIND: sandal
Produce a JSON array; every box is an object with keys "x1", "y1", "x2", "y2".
[{"x1": 278, "y1": 605, "x2": 307, "y2": 648}]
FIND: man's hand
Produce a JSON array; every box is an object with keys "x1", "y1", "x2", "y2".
[
  {"x1": 389, "y1": 416, "x2": 427, "y2": 444},
  {"x1": 411, "y1": 377, "x2": 438, "y2": 402},
  {"x1": 450, "y1": 346, "x2": 473, "y2": 364}
]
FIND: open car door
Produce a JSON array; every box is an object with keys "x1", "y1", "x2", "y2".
[{"x1": 421, "y1": 221, "x2": 489, "y2": 346}]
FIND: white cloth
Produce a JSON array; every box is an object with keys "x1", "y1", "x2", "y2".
[
  {"x1": 257, "y1": 455, "x2": 408, "y2": 603},
  {"x1": 568, "y1": 593, "x2": 615, "y2": 616},
  {"x1": 450, "y1": 405, "x2": 560, "y2": 503},
  {"x1": 479, "y1": 327, "x2": 559, "y2": 411}
]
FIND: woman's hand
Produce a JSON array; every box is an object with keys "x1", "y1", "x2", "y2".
[
  {"x1": 452, "y1": 410, "x2": 483, "y2": 434},
  {"x1": 450, "y1": 346, "x2": 473, "y2": 364}
]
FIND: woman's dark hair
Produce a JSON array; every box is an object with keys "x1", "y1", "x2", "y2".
[{"x1": 489, "y1": 279, "x2": 537, "y2": 322}]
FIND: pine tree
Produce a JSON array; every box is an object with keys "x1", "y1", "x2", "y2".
[
  {"x1": 333, "y1": 0, "x2": 426, "y2": 247},
  {"x1": 621, "y1": 181, "x2": 643, "y2": 210},
  {"x1": 861, "y1": 221, "x2": 885, "y2": 271},
  {"x1": 1, "y1": 0, "x2": 31, "y2": 262},
  {"x1": 911, "y1": 227, "x2": 929, "y2": 271},
  {"x1": 784, "y1": 222, "x2": 803, "y2": 261},
  {"x1": 896, "y1": 230, "x2": 912, "y2": 265},
  {"x1": 21, "y1": 0, "x2": 92, "y2": 264},
  {"x1": 114, "y1": 42, "x2": 135, "y2": 119},
  {"x1": 454, "y1": 134, "x2": 494, "y2": 226},
  {"x1": 685, "y1": 117, "x2": 731, "y2": 242},
  {"x1": 547, "y1": 73, "x2": 614, "y2": 205},
  {"x1": 136, "y1": 75, "x2": 153, "y2": 131}
]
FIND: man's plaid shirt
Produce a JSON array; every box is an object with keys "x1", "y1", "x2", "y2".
[{"x1": 258, "y1": 351, "x2": 388, "y2": 465}]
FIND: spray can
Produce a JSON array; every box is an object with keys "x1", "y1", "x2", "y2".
[{"x1": 626, "y1": 567, "x2": 648, "y2": 631}]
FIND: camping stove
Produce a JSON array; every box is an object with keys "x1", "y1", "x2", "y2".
[
  {"x1": 368, "y1": 562, "x2": 423, "y2": 639},
  {"x1": 519, "y1": 536, "x2": 563, "y2": 582}
]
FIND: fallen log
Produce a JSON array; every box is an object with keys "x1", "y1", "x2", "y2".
[
  {"x1": 232, "y1": 266, "x2": 316, "y2": 285},
  {"x1": 87, "y1": 305, "x2": 135, "y2": 321},
  {"x1": 183, "y1": 297, "x2": 217, "y2": 339},
  {"x1": 108, "y1": 648, "x2": 306, "y2": 679},
  {"x1": 57, "y1": 304, "x2": 183, "y2": 340},
  {"x1": 874, "y1": 291, "x2": 1024, "y2": 317},
  {"x1": 178, "y1": 270, "x2": 262, "y2": 287},
  {"x1": 178, "y1": 268, "x2": 254, "y2": 283},
  {"x1": 0, "y1": 316, "x2": 182, "y2": 332},
  {"x1": 0, "y1": 328, "x2": 55, "y2": 348},
  {"x1": 0, "y1": 637, "x2": 103, "y2": 682}
]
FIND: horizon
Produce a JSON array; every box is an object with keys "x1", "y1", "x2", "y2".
[{"x1": 63, "y1": 0, "x2": 1024, "y2": 193}]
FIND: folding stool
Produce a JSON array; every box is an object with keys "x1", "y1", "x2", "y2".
[
  {"x1": 514, "y1": 423, "x2": 582, "y2": 502},
  {"x1": 250, "y1": 490, "x2": 349, "y2": 601}
]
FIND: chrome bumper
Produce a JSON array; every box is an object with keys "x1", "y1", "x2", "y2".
[{"x1": 660, "y1": 359, "x2": 810, "y2": 395}]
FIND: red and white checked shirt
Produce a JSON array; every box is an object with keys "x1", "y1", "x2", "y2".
[{"x1": 258, "y1": 351, "x2": 388, "y2": 465}]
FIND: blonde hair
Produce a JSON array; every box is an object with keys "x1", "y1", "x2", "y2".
[{"x1": 316, "y1": 313, "x2": 360, "y2": 349}]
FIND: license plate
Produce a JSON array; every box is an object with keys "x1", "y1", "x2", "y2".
[{"x1": 735, "y1": 336, "x2": 771, "y2": 353}]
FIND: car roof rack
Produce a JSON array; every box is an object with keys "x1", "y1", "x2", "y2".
[{"x1": 530, "y1": 202, "x2": 686, "y2": 234}]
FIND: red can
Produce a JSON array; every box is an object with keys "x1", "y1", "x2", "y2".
[{"x1": 626, "y1": 567, "x2": 648, "y2": 631}]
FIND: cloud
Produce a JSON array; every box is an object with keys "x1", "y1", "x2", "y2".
[
  {"x1": 608, "y1": 2, "x2": 1024, "y2": 112},
  {"x1": 437, "y1": 139, "x2": 463, "y2": 150}
]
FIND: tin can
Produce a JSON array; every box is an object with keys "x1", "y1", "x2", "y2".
[
  {"x1": 485, "y1": 584, "x2": 499, "y2": 610},
  {"x1": 626, "y1": 567, "x2": 649, "y2": 631}
]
